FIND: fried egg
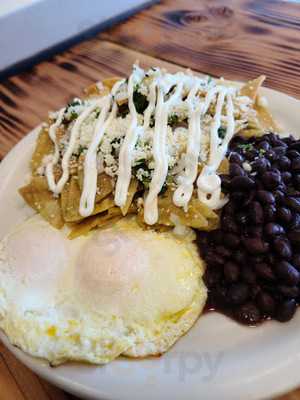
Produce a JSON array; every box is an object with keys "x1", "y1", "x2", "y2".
[{"x1": 0, "y1": 216, "x2": 207, "y2": 365}]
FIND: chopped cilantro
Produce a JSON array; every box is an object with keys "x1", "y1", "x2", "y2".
[
  {"x1": 238, "y1": 143, "x2": 254, "y2": 152},
  {"x1": 133, "y1": 90, "x2": 149, "y2": 114},
  {"x1": 168, "y1": 114, "x2": 179, "y2": 127},
  {"x1": 117, "y1": 103, "x2": 129, "y2": 118},
  {"x1": 259, "y1": 148, "x2": 266, "y2": 156},
  {"x1": 63, "y1": 98, "x2": 81, "y2": 123},
  {"x1": 133, "y1": 159, "x2": 152, "y2": 187},
  {"x1": 95, "y1": 108, "x2": 100, "y2": 118},
  {"x1": 77, "y1": 145, "x2": 87, "y2": 156},
  {"x1": 67, "y1": 99, "x2": 81, "y2": 108},
  {"x1": 218, "y1": 126, "x2": 226, "y2": 139},
  {"x1": 149, "y1": 115, "x2": 155, "y2": 128}
]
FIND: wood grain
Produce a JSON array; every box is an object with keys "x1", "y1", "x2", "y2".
[
  {"x1": 1, "y1": 0, "x2": 300, "y2": 399},
  {"x1": 0, "y1": 40, "x2": 183, "y2": 159},
  {"x1": 101, "y1": 0, "x2": 300, "y2": 97}
]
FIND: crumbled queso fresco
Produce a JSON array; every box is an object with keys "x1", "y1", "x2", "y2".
[{"x1": 43, "y1": 68, "x2": 257, "y2": 190}]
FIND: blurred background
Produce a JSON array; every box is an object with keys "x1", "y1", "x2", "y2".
[{"x1": 0, "y1": 0, "x2": 157, "y2": 75}]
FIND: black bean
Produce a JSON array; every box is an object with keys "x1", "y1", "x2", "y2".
[
  {"x1": 221, "y1": 175, "x2": 231, "y2": 192},
  {"x1": 223, "y1": 202, "x2": 235, "y2": 216},
  {"x1": 205, "y1": 251, "x2": 224, "y2": 266},
  {"x1": 281, "y1": 172, "x2": 292, "y2": 184},
  {"x1": 264, "y1": 222, "x2": 285, "y2": 237},
  {"x1": 289, "y1": 213, "x2": 300, "y2": 230},
  {"x1": 209, "y1": 230, "x2": 224, "y2": 245},
  {"x1": 265, "y1": 205, "x2": 277, "y2": 222},
  {"x1": 230, "y1": 163, "x2": 246, "y2": 177},
  {"x1": 249, "y1": 201, "x2": 264, "y2": 225},
  {"x1": 255, "y1": 263, "x2": 276, "y2": 281},
  {"x1": 278, "y1": 285, "x2": 300, "y2": 298},
  {"x1": 235, "y1": 302, "x2": 261, "y2": 325},
  {"x1": 204, "y1": 266, "x2": 222, "y2": 288},
  {"x1": 224, "y1": 261, "x2": 240, "y2": 283},
  {"x1": 261, "y1": 171, "x2": 281, "y2": 189},
  {"x1": 229, "y1": 152, "x2": 244, "y2": 164},
  {"x1": 286, "y1": 189, "x2": 300, "y2": 197},
  {"x1": 257, "y1": 140, "x2": 270, "y2": 151},
  {"x1": 215, "y1": 245, "x2": 232, "y2": 258},
  {"x1": 256, "y1": 291, "x2": 275, "y2": 315},
  {"x1": 277, "y1": 207, "x2": 292, "y2": 224},
  {"x1": 276, "y1": 299, "x2": 297, "y2": 322},
  {"x1": 235, "y1": 212, "x2": 249, "y2": 226},
  {"x1": 256, "y1": 190, "x2": 275, "y2": 204},
  {"x1": 288, "y1": 229, "x2": 300, "y2": 244},
  {"x1": 289, "y1": 142, "x2": 300, "y2": 152},
  {"x1": 283, "y1": 136, "x2": 294, "y2": 146},
  {"x1": 247, "y1": 149, "x2": 260, "y2": 161},
  {"x1": 222, "y1": 215, "x2": 240, "y2": 234},
  {"x1": 251, "y1": 158, "x2": 271, "y2": 174},
  {"x1": 292, "y1": 254, "x2": 300, "y2": 269},
  {"x1": 284, "y1": 197, "x2": 300, "y2": 212},
  {"x1": 211, "y1": 284, "x2": 228, "y2": 306},
  {"x1": 247, "y1": 225, "x2": 263, "y2": 238},
  {"x1": 250, "y1": 255, "x2": 264, "y2": 264},
  {"x1": 273, "y1": 146, "x2": 287, "y2": 156},
  {"x1": 243, "y1": 238, "x2": 269, "y2": 254},
  {"x1": 241, "y1": 265, "x2": 257, "y2": 284},
  {"x1": 275, "y1": 261, "x2": 300, "y2": 285},
  {"x1": 265, "y1": 150, "x2": 278, "y2": 162},
  {"x1": 287, "y1": 150, "x2": 300, "y2": 159},
  {"x1": 230, "y1": 176, "x2": 255, "y2": 191},
  {"x1": 293, "y1": 174, "x2": 300, "y2": 190},
  {"x1": 231, "y1": 191, "x2": 246, "y2": 204},
  {"x1": 278, "y1": 156, "x2": 291, "y2": 171},
  {"x1": 233, "y1": 249, "x2": 246, "y2": 264},
  {"x1": 269, "y1": 134, "x2": 286, "y2": 147},
  {"x1": 273, "y1": 238, "x2": 292, "y2": 260},
  {"x1": 227, "y1": 283, "x2": 249, "y2": 305},
  {"x1": 272, "y1": 189, "x2": 285, "y2": 203},
  {"x1": 266, "y1": 252, "x2": 277, "y2": 265},
  {"x1": 291, "y1": 157, "x2": 300, "y2": 172},
  {"x1": 224, "y1": 233, "x2": 240, "y2": 249}
]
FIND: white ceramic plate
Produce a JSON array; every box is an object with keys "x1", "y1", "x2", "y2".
[{"x1": 1, "y1": 86, "x2": 300, "y2": 400}]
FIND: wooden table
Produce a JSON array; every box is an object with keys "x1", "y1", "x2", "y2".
[{"x1": 1, "y1": 0, "x2": 300, "y2": 398}]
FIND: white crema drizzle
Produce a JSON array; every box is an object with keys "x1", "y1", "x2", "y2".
[
  {"x1": 45, "y1": 66, "x2": 238, "y2": 224},
  {"x1": 80, "y1": 79, "x2": 125, "y2": 216}
]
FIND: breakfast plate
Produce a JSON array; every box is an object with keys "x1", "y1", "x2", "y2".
[{"x1": 1, "y1": 68, "x2": 300, "y2": 400}]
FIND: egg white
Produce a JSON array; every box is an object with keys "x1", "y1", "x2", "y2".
[{"x1": 0, "y1": 216, "x2": 207, "y2": 365}]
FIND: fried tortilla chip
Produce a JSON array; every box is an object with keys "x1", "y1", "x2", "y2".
[
  {"x1": 102, "y1": 77, "x2": 122, "y2": 90},
  {"x1": 240, "y1": 76, "x2": 280, "y2": 135},
  {"x1": 137, "y1": 189, "x2": 219, "y2": 231},
  {"x1": 78, "y1": 171, "x2": 114, "y2": 203},
  {"x1": 218, "y1": 157, "x2": 229, "y2": 174},
  {"x1": 240, "y1": 76, "x2": 266, "y2": 101},
  {"x1": 84, "y1": 82, "x2": 110, "y2": 98},
  {"x1": 61, "y1": 176, "x2": 82, "y2": 222},
  {"x1": 121, "y1": 178, "x2": 139, "y2": 216},
  {"x1": 31, "y1": 127, "x2": 53, "y2": 175},
  {"x1": 19, "y1": 177, "x2": 64, "y2": 229}
]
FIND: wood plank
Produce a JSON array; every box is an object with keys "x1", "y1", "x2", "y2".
[
  {"x1": 101, "y1": 0, "x2": 300, "y2": 98},
  {"x1": 0, "y1": 341, "x2": 51, "y2": 400},
  {"x1": 0, "y1": 353, "x2": 25, "y2": 400},
  {"x1": 0, "y1": 340, "x2": 76, "y2": 400},
  {"x1": 38, "y1": 379, "x2": 78, "y2": 400},
  {"x1": 0, "y1": 40, "x2": 183, "y2": 159}
]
